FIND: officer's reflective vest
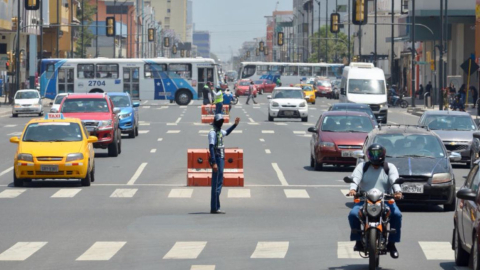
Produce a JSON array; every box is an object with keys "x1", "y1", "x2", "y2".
[{"x1": 213, "y1": 90, "x2": 223, "y2": 104}]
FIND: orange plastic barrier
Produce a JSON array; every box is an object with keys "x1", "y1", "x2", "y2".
[
  {"x1": 201, "y1": 115, "x2": 230, "y2": 124},
  {"x1": 201, "y1": 105, "x2": 230, "y2": 115},
  {"x1": 187, "y1": 148, "x2": 244, "y2": 187}
]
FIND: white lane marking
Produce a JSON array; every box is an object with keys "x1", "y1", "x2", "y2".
[
  {"x1": 228, "y1": 189, "x2": 251, "y2": 198},
  {"x1": 0, "y1": 167, "x2": 13, "y2": 178},
  {"x1": 246, "y1": 114, "x2": 250, "y2": 117},
  {"x1": 253, "y1": 106, "x2": 260, "y2": 109},
  {"x1": 191, "y1": 266, "x2": 215, "y2": 270},
  {"x1": 284, "y1": 189, "x2": 310, "y2": 198},
  {"x1": 76, "y1": 241, "x2": 126, "y2": 261},
  {"x1": 167, "y1": 130, "x2": 181, "y2": 134},
  {"x1": 51, "y1": 189, "x2": 82, "y2": 198},
  {"x1": 7, "y1": 132, "x2": 22, "y2": 136},
  {"x1": 127, "y1": 163, "x2": 148, "y2": 185},
  {"x1": 390, "y1": 121, "x2": 398, "y2": 124},
  {"x1": 247, "y1": 122, "x2": 260, "y2": 125},
  {"x1": 163, "y1": 242, "x2": 207, "y2": 259},
  {"x1": 138, "y1": 130, "x2": 149, "y2": 134},
  {"x1": 179, "y1": 106, "x2": 187, "y2": 108},
  {"x1": 0, "y1": 189, "x2": 26, "y2": 198},
  {"x1": 4, "y1": 124, "x2": 16, "y2": 127},
  {"x1": 251, "y1": 242, "x2": 289, "y2": 259},
  {"x1": 232, "y1": 130, "x2": 243, "y2": 134},
  {"x1": 168, "y1": 189, "x2": 194, "y2": 198},
  {"x1": 110, "y1": 189, "x2": 138, "y2": 198},
  {"x1": 180, "y1": 114, "x2": 184, "y2": 117},
  {"x1": 193, "y1": 123, "x2": 203, "y2": 126},
  {"x1": 143, "y1": 106, "x2": 151, "y2": 109},
  {"x1": 337, "y1": 242, "x2": 362, "y2": 259},
  {"x1": 302, "y1": 123, "x2": 312, "y2": 126},
  {"x1": 310, "y1": 108, "x2": 317, "y2": 110},
  {"x1": 157, "y1": 138, "x2": 163, "y2": 141},
  {"x1": 139, "y1": 123, "x2": 150, "y2": 126},
  {"x1": 161, "y1": 106, "x2": 168, "y2": 109},
  {"x1": 259, "y1": 138, "x2": 265, "y2": 142},
  {"x1": 198, "y1": 130, "x2": 210, "y2": 134},
  {"x1": 167, "y1": 123, "x2": 178, "y2": 126},
  {"x1": 341, "y1": 189, "x2": 351, "y2": 198},
  {"x1": 175, "y1": 117, "x2": 182, "y2": 124},
  {"x1": 262, "y1": 130, "x2": 275, "y2": 134},
  {"x1": 272, "y1": 163, "x2": 289, "y2": 186},
  {"x1": 150, "y1": 149, "x2": 157, "y2": 153},
  {"x1": 141, "y1": 101, "x2": 148, "y2": 105},
  {"x1": 236, "y1": 106, "x2": 243, "y2": 108},
  {"x1": 265, "y1": 149, "x2": 271, "y2": 154},
  {"x1": 0, "y1": 242, "x2": 47, "y2": 261},
  {"x1": 297, "y1": 134, "x2": 311, "y2": 138},
  {"x1": 274, "y1": 123, "x2": 287, "y2": 126},
  {"x1": 419, "y1": 242, "x2": 454, "y2": 260},
  {"x1": 293, "y1": 131, "x2": 306, "y2": 134}
]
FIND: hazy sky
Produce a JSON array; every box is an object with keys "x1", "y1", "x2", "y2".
[{"x1": 192, "y1": 0, "x2": 293, "y2": 61}]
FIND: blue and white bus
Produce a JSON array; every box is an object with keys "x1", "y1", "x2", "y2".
[{"x1": 40, "y1": 57, "x2": 218, "y2": 105}]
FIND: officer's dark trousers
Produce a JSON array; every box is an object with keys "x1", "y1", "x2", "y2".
[
  {"x1": 211, "y1": 156, "x2": 225, "y2": 211},
  {"x1": 215, "y1": 102, "x2": 223, "y2": 114}
]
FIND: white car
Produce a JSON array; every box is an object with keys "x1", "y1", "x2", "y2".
[
  {"x1": 50, "y1": 93, "x2": 68, "y2": 113},
  {"x1": 268, "y1": 87, "x2": 309, "y2": 122},
  {"x1": 12, "y1": 89, "x2": 43, "y2": 117}
]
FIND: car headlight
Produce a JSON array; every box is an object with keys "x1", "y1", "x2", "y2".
[
  {"x1": 17, "y1": 153, "x2": 33, "y2": 162},
  {"x1": 299, "y1": 102, "x2": 306, "y2": 107},
  {"x1": 119, "y1": 112, "x2": 132, "y2": 119},
  {"x1": 66, "y1": 153, "x2": 84, "y2": 162},
  {"x1": 272, "y1": 102, "x2": 279, "y2": 107},
  {"x1": 99, "y1": 120, "x2": 112, "y2": 127},
  {"x1": 432, "y1": 173, "x2": 452, "y2": 184},
  {"x1": 319, "y1": 142, "x2": 335, "y2": 148}
]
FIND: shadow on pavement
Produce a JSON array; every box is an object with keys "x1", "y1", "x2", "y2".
[
  {"x1": 397, "y1": 204, "x2": 445, "y2": 213},
  {"x1": 439, "y1": 262, "x2": 458, "y2": 270},
  {"x1": 94, "y1": 153, "x2": 110, "y2": 158},
  {"x1": 303, "y1": 165, "x2": 355, "y2": 173},
  {"x1": 188, "y1": 212, "x2": 212, "y2": 215},
  {"x1": 328, "y1": 265, "x2": 394, "y2": 270},
  {"x1": 18, "y1": 180, "x2": 82, "y2": 188}
]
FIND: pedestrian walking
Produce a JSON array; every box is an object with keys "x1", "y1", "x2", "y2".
[
  {"x1": 211, "y1": 85, "x2": 224, "y2": 114},
  {"x1": 459, "y1": 84, "x2": 467, "y2": 106},
  {"x1": 425, "y1": 81, "x2": 432, "y2": 96},
  {"x1": 203, "y1": 82, "x2": 212, "y2": 105},
  {"x1": 208, "y1": 114, "x2": 240, "y2": 214},
  {"x1": 470, "y1": 85, "x2": 478, "y2": 108},
  {"x1": 418, "y1": 84, "x2": 424, "y2": 99},
  {"x1": 223, "y1": 89, "x2": 234, "y2": 112},
  {"x1": 245, "y1": 81, "x2": 257, "y2": 105}
]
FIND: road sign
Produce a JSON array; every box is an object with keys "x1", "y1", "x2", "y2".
[
  {"x1": 416, "y1": 61, "x2": 428, "y2": 65},
  {"x1": 460, "y1": 58, "x2": 479, "y2": 75}
]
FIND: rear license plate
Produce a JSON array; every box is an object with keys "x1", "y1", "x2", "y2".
[
  {"x1": 40, "y1": 165, "x2": 59, "y2": 172},
  {"x1": 401, "y1": 183, "x2": 424, "y2": 193},
  {"x1": 284, "y1": 111, "x2": 294, "y2": 116},
  {"x1": 341, "y1": 151, "x2": 354, "y2": 157}
]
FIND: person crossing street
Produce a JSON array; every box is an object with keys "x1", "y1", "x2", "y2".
[{"x1": 245, "y1": 81, "x2": 257, "y2": 105}]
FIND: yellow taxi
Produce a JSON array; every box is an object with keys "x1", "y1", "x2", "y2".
[
  {"x1": 295, "y1": 84, "x2": 316, "y2": 104},
  {"x1": 9, "y1": 113, "x2": 98, "y2": 187}
]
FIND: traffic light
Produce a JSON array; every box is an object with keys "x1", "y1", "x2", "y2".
[
  {"x1": 277, "y1": 32, "x2": 284, "y2": 46},
  {"x1": 148, "y1": 28, "x2": 155, "y2": 42},
  {"x1": 430, "y1": 60, "x2": 435, "y2": 71},
  {"x1": 106, "y1": 17, "x2": 115, "y2": 37},
  {"x1": 264, "y1": 47, "x2": 269, "y2": 56},
  {"x1": 164, "y1": 37, "x2": 170, "y2": 47},
  {"x1": 426, "y1": 51, "x2": 431, "y2": 62},
  {"x1": 256, "y1": 48, "x2": 259, "y2": 56},
  {"x1": 330, "y1": 13, "x2": 340, "y2": 33},
  {"x1": 6, "y1": 51, "x2": 13, "y2": 73},
  {"x1": 172, "y1": 45, "x2": 177, "y2": 55},
  {"x1": 180, "y1": 50, "x2": 185, "y2": 57},
  {"x1": 259, "y1": 41, "x2": 264, "y2": 52},
  {"x1": 25, "y1": 0, "x2": 39, "y2": 10},
  {"x1": 352, "y1": 0, "x2": 368, "y2": 25},
  {"x1": 246, "y1": 51, "x2": 250, "y2": 58}
]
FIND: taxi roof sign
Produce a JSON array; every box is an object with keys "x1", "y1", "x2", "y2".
[{"x1": 45, "y1": 113, "x2": 64, "y2": 120}]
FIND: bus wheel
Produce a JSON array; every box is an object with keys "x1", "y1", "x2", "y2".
[
  {"x1": 89, "y1": 89, "x2": 104, "y2": 93},
  {"x1": 175, "y1": 90, "x2": 191, "y2": 106}
]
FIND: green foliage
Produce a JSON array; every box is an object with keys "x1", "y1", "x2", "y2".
[
  {"x1": 308, "y1": 25, "x2": 352, "y2": 63},
  {"x1": 75, "y1": 0, "x2": 96, "y2": 58}
]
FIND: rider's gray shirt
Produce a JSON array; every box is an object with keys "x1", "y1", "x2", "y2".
[{"x1": 350, "y1": 162, "x2": 401, "y2": 193}]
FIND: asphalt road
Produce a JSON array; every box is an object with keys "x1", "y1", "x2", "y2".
[{"x1": 0, "y1": 94, "x2": 470, "y2": 270}]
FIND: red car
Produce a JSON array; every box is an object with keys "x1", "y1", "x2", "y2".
[
  {"x1": 235, "y1": 79, "x2": 258, "y2": 97},
  {"x1": 316, "y1": 80, "x2": 332, "y2": 98},
  {"x1": 254, "y1": 79, "x2": 276, "y2": 94},
  {"x1": 60, "y1": 93, "x2": 122, "y2": 157},
  {"x1": 308, "y1": 111, "x2": 375, "y2": 170}
]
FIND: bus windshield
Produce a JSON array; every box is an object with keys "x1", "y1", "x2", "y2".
[{"x1": 348, "y1": 79, "x2": 385, "y2": 94}]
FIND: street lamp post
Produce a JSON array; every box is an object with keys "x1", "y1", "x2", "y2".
[
  {"x1": 315, "y1": 0, "x2": 321, "y2": 63},
  {"x1": 411, "y1": 0, "x2": 416, "y2": 107},
  {"x1": 299, "y1": 10, "x2": 305, "y2": 62},
  {"x1": 325, "y1": 0, "x2": 328, "y2": 62}
]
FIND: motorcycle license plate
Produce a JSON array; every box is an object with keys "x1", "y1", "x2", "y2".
[
  {"x1": 40, "y1": 165, "x2": 59, "y2": 172},
  {"x1": 284, "y1": 111, "x2": 294, "y2": 116},
  {"x1": 401, "y1": 183, "x2": 424, "y2": 193},
  {"x1": 341, "y1": 151, "x2": 354, "y2": 157}
]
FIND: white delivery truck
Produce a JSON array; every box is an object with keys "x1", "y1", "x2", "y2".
[{"x1": 339, "y1": 62, "x2": 388, "y2": 123}]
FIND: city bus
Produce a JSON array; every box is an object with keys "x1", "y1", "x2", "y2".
[
  {"x1": 238, "y1": 62, "x2": 344, "y2": 86},
  {"x1": 39, "y1": 57, "x2": 219, "y2": 105}
]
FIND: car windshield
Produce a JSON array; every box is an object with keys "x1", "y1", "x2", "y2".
[
  {"x1": 15, "y1": 91, "x2": 39, "y2": 99},
  {"x1": 320, "y1": 81, "x2": 331, "y2": 87},
  {"x1": 373, "y1": 134, "x2": 445, "y2": 158},
  {"x1": 111, "y1": 96, "x2": 131, "y2": 107},
  {"x1": 254, "y1": 80, "x2": 263, "y2": 84},
  {"x1": 331, "y1": 106, "x2": 375, "y2": 119},
  {"x1": 239, "y1": 81, "x2": 250, "y2": 86},
  {"x1": 348, "y1": 79, "x2": 386, "y2": 94},
  {"x1": 54, "y1": 95, "x2": 66, "y2": 104},
  {"x1": 23, "y1": 122, "x2": 83, "y2": 142},
  {"x1": 61, "y1": 98, "x2": 110, "y2": 113},
  {"x1": 321, "y1": 115, "x2": 373, "y2": 133},
  {"x1": 273, "y1": 90, "x2": 304, "y2": 99},
  {"x1": 425, "y1": 115, "x2": 477, "y2": 131}
]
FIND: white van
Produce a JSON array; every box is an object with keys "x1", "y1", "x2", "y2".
[{"x1": 339, "y1": 63, "x2": 388, "y2": 123}]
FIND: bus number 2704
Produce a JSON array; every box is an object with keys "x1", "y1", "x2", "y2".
[{"x1": 88, "y1": 81, "x2": 106, "y2": 86}]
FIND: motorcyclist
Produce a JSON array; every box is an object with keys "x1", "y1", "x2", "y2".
[
  {"x1": 388, "y1": 85, "x2": 399, "y2": 106},
  {"x1": 348, "y1": 144, "x2": 403, "y2": 259},
  {"x1": 451, "y1": 93, "x2": 465, "y2": 111}
]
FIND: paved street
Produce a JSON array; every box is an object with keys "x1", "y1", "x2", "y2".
[{"x1": 0, "y1": 95, "x2": 469, "y2": 270}]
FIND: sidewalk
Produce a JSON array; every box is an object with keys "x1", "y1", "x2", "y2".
[{"x1": 404, "y1": 96, "x2": 478, "y2": 117}]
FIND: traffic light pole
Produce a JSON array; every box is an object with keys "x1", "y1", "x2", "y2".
[
  {"x1": 325, "y1": 0, "x2": 328, "y2": 62},
  {"x1": 15, "y1": 0, "x2": 20, "y2": 94},
  {"x1": 374, "y1": 0, "x2": 377, "y2": 66},
  {"x1": 411, "y1": 0, "x2": 416, "y2": 107}
]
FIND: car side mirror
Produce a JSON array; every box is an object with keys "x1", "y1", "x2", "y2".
[
  {"x1": 340, "y1": 88, "x2": 346, "y2": 95},
  {"x1": 87, "y1": 136, "x2": 98, "y2": 143},
  {"x1": 113, "y1": 108, "x2": 121, "y2": 114},
  {"x1": 307, "y1": 127, "x2": 317, "y2": 133},
  {"x1": 133, "y1": 102, "x2": 140, "y2": 108},
  {"x1": 267, "y1": 95, "x2": 272, "y2": 99},
  {"x1": 9, "y1": 136, "x2": 19, "y2": 144},
  {"x1": 352, "y1": 150, "x2": 365, "y2": 159},
  {"x1": 449, "y1": 152, "x2": 462, "y2": 162},
  {"x1": 457, "y1": 188, "x2": 477, "y2": 201}
]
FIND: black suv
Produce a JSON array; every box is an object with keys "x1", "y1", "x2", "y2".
[{"x1": 354, "y1": 125, "x2": 461, "y2": 211}]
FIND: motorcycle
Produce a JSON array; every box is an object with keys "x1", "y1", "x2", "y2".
[
  {"x1": 343, "y1": 176, "x2": 404, "y2": 270},
  {"x1": 389, "y1": 94, "x2": 409, "y2": 108}
]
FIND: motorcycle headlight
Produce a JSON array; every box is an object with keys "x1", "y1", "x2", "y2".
[
  {"x1": 272, "y1": 102, "x2": 279, "y2": 107},
  {"x1": 432, "y1": 173, "x2": 452, "y2": 184},
  {"x1": 119, "y1": 112, "x2": 132, "y2": 119},
  {"x1": 66, "y1": 153, "x2": 84, "y2": 162},
  {"x1": 319, "y1": 142, "x2": 335, "y2": 148},
  {"x1": 299, "y1": 102, "x2": 306, "y2": 107},
  {"x1": 17, "y1": 153, "x2": 33, "y2": 162},
  {"x1": 366, "y1": 202, "x2": 382, "y2": 217}
]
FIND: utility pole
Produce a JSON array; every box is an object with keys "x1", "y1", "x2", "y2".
[
  {"x1": 96, "y1": 0, "x2": 99, "y2": 57},
  {"x1": 56, "y1": 0, "x2": 59, "y2": 57},
  {"x1": 411, "y1": 0, "x2": 416, "y2": 107},
  {"x1": 81, "y1": 0, "x2": 85, "y2": 58},
  {"x1": 113, "y1": 0, "x2": 117, "y2": 58},
  {"x1": 348, "y1": 0, "x2": 350, "y2": 63},
  {"x1": 325, "y1": 0, "x2": 328, "y2": 62},
  {"x1": 70, "y1": 0, "x2": 74, "y2": 57},
  {"x1": 335, "y1": 0, "x2": 338, "y2": 62},
  {"x1": 299, "y1": 10, "x2": 305, "y2": 62},
  {"x1": 374, "y1": 0, "x2": 377, "y2": 66},
  {"x1": 315, "y1": 0, "x2": 320, "y2": 62},
  {"x1": 439, "y1": 0, "x2": 444, "y2": 110},
  {"x1": 15, "y1": 0, "x2": 20, "y2": 92},
  {"x1": 391, "y1": 0, "x2": 394, "y2": 88},
  {"x1": 40, "y1": 0, "x2": 43, "y2": 67}
]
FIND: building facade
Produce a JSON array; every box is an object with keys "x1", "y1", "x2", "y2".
[
  {"x1": 150, "y1": 0, "x2": 187, "y2": 42},
  {"x1": 193, "y1": 31, "x2": 210, "y2": 58}
]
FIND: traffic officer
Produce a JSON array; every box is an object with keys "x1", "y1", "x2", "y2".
[
  {"x1": 208, "y1": 114, "x2": 240, "y2": 214},
  {"x1": 211, "y1": 86, "x2": 224, "y2": 114},
  {"x1": 203, "y1": 82, "x2": 213, "y2": 105}
]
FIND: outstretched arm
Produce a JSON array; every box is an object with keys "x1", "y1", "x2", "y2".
[{"x1": 225, "y1": 118, "x2": 240, "y2": 136}]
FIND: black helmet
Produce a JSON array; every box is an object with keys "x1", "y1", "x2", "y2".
[
  {"x1": 207, "y1": 81, "x2": 213, "y2": 87},
  {"x1": 213, "y1": 113, "x2": 224, "y2": 129},
  {"x1": 367, "y1": 144, "x2": 386, "y2": 166}
]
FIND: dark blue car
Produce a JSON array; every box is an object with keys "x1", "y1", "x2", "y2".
[{"x1": 108, "y1": 92, "x2": 139, "y2": 138}]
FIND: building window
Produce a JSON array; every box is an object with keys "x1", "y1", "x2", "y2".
[
  {"x1": 106, "y1": 6, "x2": 128, "y2": 14},
  {"x1": 96, "y1": 64, "x2": 119, "y2": 79},
  {"x1": 77, "y1": 64, "x2": 95, "y2": 79},
  {"x1": 144, "y1": 63, "x2": 167, "y2": 79}
]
